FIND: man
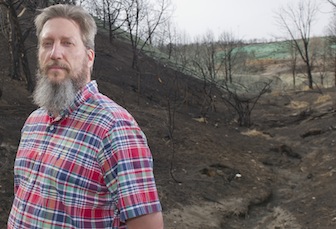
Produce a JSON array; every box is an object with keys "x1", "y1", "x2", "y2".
[{"x1": 7, "y1": 4, "x2": 163, "y2": 229}]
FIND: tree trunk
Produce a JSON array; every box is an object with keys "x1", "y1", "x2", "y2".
[
  {"x1": 6, "y1": 0, "x2": 33, "y2": 91},
  {"x1": 306, "y1": 62, "x2": 313, "y2": 89},
  {"x1": 334, "y1": 55, "x2": 336, "y2": 87},
  {"x1": 6, "y1": 6, "x2": 20, "y2": 80}
]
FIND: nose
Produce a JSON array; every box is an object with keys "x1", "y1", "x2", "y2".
[{"x1": 50, "y1": 43, "x2": 63, "y2": 60}]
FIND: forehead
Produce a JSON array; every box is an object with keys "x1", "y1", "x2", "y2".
[{"x1": 40, "y1": 17, "x2": 81, "y2": 39}]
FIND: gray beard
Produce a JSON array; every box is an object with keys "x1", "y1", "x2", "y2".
[
  {"x1": 33, "y1": 55, "x2": 90, "y2": 115},
  {"x1": 33, "y1": 72, "x2": 77, "y2": 115},
  {"x1": 33, "y1": 69, "x2": 88, "y2": 115}
]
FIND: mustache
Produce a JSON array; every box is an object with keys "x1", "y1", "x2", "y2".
[{"x1": 44, "y1": 61, "x2": 70, "y2": 72}]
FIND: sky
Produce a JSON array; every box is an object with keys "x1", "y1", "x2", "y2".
[{"x1": 170, "y1": 0, "x2": 334, "y2": 41}]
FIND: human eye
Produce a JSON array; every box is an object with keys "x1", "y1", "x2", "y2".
[
  {"x1": 62, "y1": 40, "x2": 74, "y2": 47},
  {"x1": 41, "y1": 40, "x2": 53, "y2": 48}
]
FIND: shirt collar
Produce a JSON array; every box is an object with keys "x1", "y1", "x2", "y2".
[{"x1": 50, "y1": 80, "x2": 98, "y2": 120}]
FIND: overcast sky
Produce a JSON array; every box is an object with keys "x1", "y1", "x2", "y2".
[{"x1": 170, "y1": 0, "x2": 334, "y2": 41}]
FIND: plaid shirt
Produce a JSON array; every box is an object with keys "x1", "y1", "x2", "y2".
[{"x1": 8, "y1": 81, "x2": 162, "y2": 228}]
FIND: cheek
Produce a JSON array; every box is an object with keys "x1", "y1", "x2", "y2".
[
  {"x1": 38, "y1": 51, "x2": 47, "y2": 64},
  {"x1": 74, "y1": 53, "x2": 89, "y2": 68}
]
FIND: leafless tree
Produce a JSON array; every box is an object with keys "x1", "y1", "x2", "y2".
[
  {"x1": 103, "y1": 0, "x2": 125, "y2": 42},
  {"x1": 327, "y1": 0, "x2": 336, "y2": 8},
  {"x1": 151, "y1": 8, "x2": 177, "y2": 57},
  {"x1": 122, "y1": 0, "x2": 171, "y2": 102},
  {"x1": 84, "y1": 0, "x2": 125, "y2": 43},
  {"x1": 326, "y1": 9, "x2": 336, "y2": 85},
  {"x1": 220, "y1": 80, "x2": 273, "y2": 127},
  {"x1": 53, "y1": 0, "x2": 76, "y2": 4},
  {"x1": 123, "y1": 0, "x2": 170, "y2": 69},
  {"x1": 315, "y1": 38, "x2": 330, "y2": 86},
  {"x1": 275, "y1": 0, "x2": 319, "y2": 89},
  {"x1": 189, "y1": 31, "x2": 228, "y2": 117},
  {"x1": 0, "y1": 0, "x2": 34, "y2": 91},
  {"x1": 218, "y1": 31, "x2": 243, "y2": 83},
  {"x1": 22, "y1": 0, "x2": 48, "y2": 9},
  {"x1": 157, "y1": 20, "x2": 175, "y2": 59},
  {"x1": 284, "y1": 39, "x2": 299, "y2": 89},
  {"x1": 168, "y1": 31, "x2": 192, "y2": 75}
]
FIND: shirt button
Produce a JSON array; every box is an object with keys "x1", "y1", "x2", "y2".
[
  {"x1": 19, "y1": 205, "x2": 24, "y2": 211},
  {"x1": 49, "y1": 125, "x2": 54, "y2": 131}
]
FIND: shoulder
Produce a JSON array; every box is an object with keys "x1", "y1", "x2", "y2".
[
  {"x1": 85, "y1": 92, "x2": 136, "y2": 127},
  {"x1": 82, "y1": 81, "x2": 135, "y2": 123},
  {"x1": 20, "y1": 108, "x2": 49, "y2": 133},
  {"x1": 25, "y1": 108, "x2": 48, "y2": 123}
]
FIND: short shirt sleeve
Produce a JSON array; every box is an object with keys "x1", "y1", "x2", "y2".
[{"x1": 99, "y1": 115, "x2": 162, "y2": 224}]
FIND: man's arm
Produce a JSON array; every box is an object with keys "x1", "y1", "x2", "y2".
[{"x1": 126, "y1": 212, "x2": 164, "y2": 229}]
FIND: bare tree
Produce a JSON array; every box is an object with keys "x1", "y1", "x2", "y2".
[
  {"x1": 218, "y1": 31, "x2": 243, "y2": 83},
  {"x1": 326, "y1": 10, "x2": 336, "y2": 85},
  {"x1": 220, "y1": 80, "x2": 272, "y2": 127},
  {"x1": 327, "y1": 0, "x2": 336, "y2": 8},
  {"x1": 169, "y1": 31, "x2": 192, "y2": 74},
  {"x1": 53, "y1": 0, "x2": 76, "y2": 4},
  {"x1": 79, "y1": 0, "x2": 101, "y2": 20},
  {"x1": 22, "y1": 0, "x2": 48, "y2": 9},
  {"x1": 104, "y1": 0, "x2": 125, "y2": 42},
  {"x1": 284, "y1": 39, "x2": 299, "y2": 89},
  {"x1": 123, "y1": 0, "x2": 170, "y2": 69},
  {"x1": 85, "y1": 0, "x2": 125, "y2": 43},
  {"x1": 0, "y1": 0, "x2": 34, "y2": 91},
  {"x1": 191, "y1": 31, "x2": 220, "y2": 117},
  {"x1": 315, "y1": 38, "x2": 330, "y2": 86},
  {"x1": 122, "y1": 0, "x2": 170, "y2": 103},
  {"x1": 157, "y1": 20, "x2": 175, "y2": 59},
  {"x1": 275, "y1": 0, "x2": 319, "y2": 89}
]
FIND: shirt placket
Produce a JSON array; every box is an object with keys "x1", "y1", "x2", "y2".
[{"x1": 16, "y1": 116, "x2": 60, "y2": 227}]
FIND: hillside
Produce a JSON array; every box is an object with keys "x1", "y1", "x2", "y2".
[{"x1": 1, "y1": 27, "x2": 336, "y2": 229}]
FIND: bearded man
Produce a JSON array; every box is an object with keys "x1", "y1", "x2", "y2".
[{"x1": 7, "y1": 4, "x2": 163, "y2": 229}]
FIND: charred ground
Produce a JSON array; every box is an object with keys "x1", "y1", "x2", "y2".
[{"x1": 1, "y1": 30, "x2": 336, "y2": 229}]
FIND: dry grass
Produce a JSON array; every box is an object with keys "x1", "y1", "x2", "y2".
[
  {"x1": 314, "y1": 94, "x2": 332, "y2": 105},
  {"x1": 286, "y1": 100, "x2": 309, "y2": 109},
  {"x1": 241, "y1": 129, "x2": 272, "y2": 140}
]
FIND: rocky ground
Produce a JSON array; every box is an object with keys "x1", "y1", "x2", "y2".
[{"x1": 1, "y1": 76, "x2": 336, "y2": 228}]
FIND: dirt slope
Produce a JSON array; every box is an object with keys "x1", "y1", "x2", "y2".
[{"x1": 1, "y1": 31, "x2": 336, "y2": 228}]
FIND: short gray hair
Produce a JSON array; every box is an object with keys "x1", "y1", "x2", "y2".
[{"x1": 35, "y1": 4, "x2": 97, "y2": 50}]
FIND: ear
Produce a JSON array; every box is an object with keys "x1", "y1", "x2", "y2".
[{"x1": 87, "y1": 49, "x2": 95, "y2": 69}]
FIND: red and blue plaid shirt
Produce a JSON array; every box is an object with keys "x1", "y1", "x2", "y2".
[{"x1": 8, "y1": 81, "x2": 162, "y2": 228}]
